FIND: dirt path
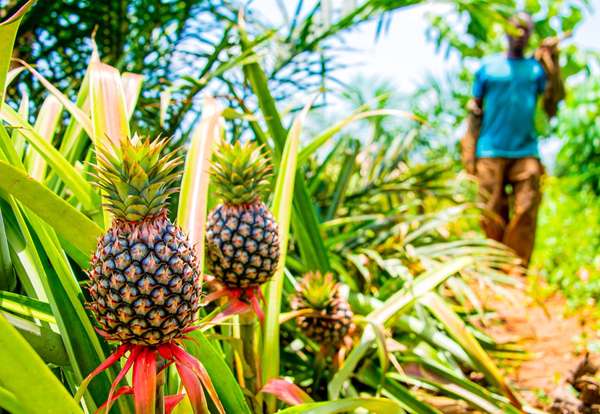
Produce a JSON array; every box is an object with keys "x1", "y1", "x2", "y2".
[{"x1": 473, "y1": 279, "x2": 600, "y2": 410}]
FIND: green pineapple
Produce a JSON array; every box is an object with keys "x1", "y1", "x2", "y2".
[
  {"x1": 88, "y1": 136, "x2": 201, "y2": 345},
  {"x1": 292, "y1": 272, "x2": 354, "y2": 346},
  {"x1": 206, "y1": 141, "x2": 279, "y2": 288}
]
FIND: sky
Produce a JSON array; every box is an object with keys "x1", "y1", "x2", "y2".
[
  {"x1": 330, "y1": 2, "x2": 600, "y2": 93},
  {"x1": 253, "y1": 1, "x2": 600, "y2": 167},
  {"x1": 253, "y1": 1, "x2": 599, "y2": 93}
]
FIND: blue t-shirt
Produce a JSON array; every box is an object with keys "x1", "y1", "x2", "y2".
[{"x1": 473, "y1": 55, "x2": 547, "y2": 158}]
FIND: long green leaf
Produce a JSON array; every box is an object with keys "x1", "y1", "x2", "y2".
[
  {"x1": 12, "y1": 59, "x2": 93, "y2": 138},
  {"x1": 422, "y1": 293, "x2": 522, "y2": 407},
  {"x1": 277, "y1": 397, "x2": 405, "y2": 414},
  {"x1": 2, "y1": 312, "x2": 69, "y2": 367},
  {"x1": 298, "y1": 109, "x2": 424, "y2": 165},
  {"x1": 0, "y1": 385, "x2": 25, "y2": 414},
  {"x1": 262, "y1": 99, "x2": 309, "y2": 409},
  {"x1": 0, "y1": 313, "x2": 83, "y2": 413},
  {"x1": 329, "y1": 258, "x2": 472, "y2": 399},
  {"x1": 0, "y1": 290, "x2": 55, "y2": 324},
  {"x1": 0, "y1": 209, "x2": 14, "y2": 290},
  {"x1": 183, "y1": 330, "x2": 252, "y2": 414},
  {"x1": 0, "y1": 105, "x2": 99, "y2": 210},
  {"x1": 0, "y1": 160, "x2": 102, "y2": 255},
  {"x1": 357, "y1": 363, "x2": 442, "y2": 414},
  {"x1": 0, "y1": 0, "x2": 34, "y2": 103},
  {"x1": 240, "y1": 22, "x2": 329, "y2": 271}
]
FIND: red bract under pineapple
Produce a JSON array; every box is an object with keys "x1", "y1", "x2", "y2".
[{"x1": 77, "y1": 136, "x2": 223, "y2": 414}]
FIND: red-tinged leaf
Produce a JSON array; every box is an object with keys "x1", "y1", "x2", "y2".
[
  {"x1": 165, "y1": 394, "x2": 185, "y2": 414},
  {"x1": 74, "y1": 344, "x2": 130, "y2": 403},
  {"x1": 250, "y1": 294, "x2": 264, "y2": 322},
  {"x1": 261, "y1": 379, "x2": 313, "y2": 406},
  {"x1": 104, "y1": 346, "x2": 140, "y2": 414},
  {"x1": 11, "y1": 58, "x2": 93, "y2": 137},
  {"x1": 175, "y1": 363, "x2": 208, "y2": 414},
  {"x1": 211, "y1": 299, "x2": 251, "y2": 324},
  {"x1": 177, "y1": 96, "x2": 222, "y2": 264},
  {"x1": 202, "y1": 288, "x2": 229, "y2": 305},
  {"x1": 133, "y1": 347, "x2": 157, "y2": 414},
  {"x1": 89, "y1": 61, "x2": 130, "y2": 147},
  {"x1": 94, "y1": 386, "x2": 133, "y2": 414},
  {"x1": 121, "y1": 72, "x2": 144, "y2": 120},
  {"x1": 157, "y1": 344, "x2": 174, "y2": 361},
  {"x1": 169, "y1": 344, "x2": 225, "y2": 414}
]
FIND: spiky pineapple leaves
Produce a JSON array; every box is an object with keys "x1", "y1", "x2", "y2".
[
  {"x1": 422, "y1": 293, "x2": 522, "y2": 408},
  {"x1": 211, "y1": 141, "x2": 272, "y2": 205},
  {"x1": 329, "y1": 258, "x2": 473, "y2": 399}
]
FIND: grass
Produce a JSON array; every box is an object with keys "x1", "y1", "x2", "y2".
[{"x1": 531, "y1": 176, "x2": 600, "y2": 308}]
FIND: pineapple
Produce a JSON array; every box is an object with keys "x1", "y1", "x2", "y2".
[
  {"x1": 292, "y1": 272, "x2": 354, "y2": 346},
  {"x1": 206, "y1": 141, "x2": 279, "y2": 289},
  {"x1": 88, "y1": 136, "x2": 201, "y2": 345},
  {"x1": 80, "y1": 136, "x2": 225, "y2": 414}
]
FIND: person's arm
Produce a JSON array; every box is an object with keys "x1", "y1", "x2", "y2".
[
  {"x1": 535, "y1": 37, "x2": 565, "y2": 118},
  {"x1": 461, "y1": 71, "x2": 485, "y2": 175},
  {"x1": 462, "y1": 98, "x2": 482, "y2": 174}
]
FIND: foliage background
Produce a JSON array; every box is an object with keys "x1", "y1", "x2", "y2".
[{"x1": 1, "y1": 0, "x2": 600, "y2": 412}]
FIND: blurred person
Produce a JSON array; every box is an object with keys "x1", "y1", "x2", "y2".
[{"x1": 461, "y1": 12, "x2": 565, "y2": 266}]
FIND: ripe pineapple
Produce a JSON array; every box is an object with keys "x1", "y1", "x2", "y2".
[
  {"x1": 206, "y1": 141, "x2": 279, "y2": 289},
  {"x1": 292, "y1": 272, "x2": 354, "y2": 346},
  {"x1": 88, "y1": 136, "x2": 201, "y2": 345}
]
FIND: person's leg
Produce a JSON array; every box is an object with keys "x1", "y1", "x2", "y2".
[
  {"x1": 504, "y1": 157, "x2": 543, "y2": 265},
  {"x1": 476, "y1": 158, "x2": 509, "y2": 242}
]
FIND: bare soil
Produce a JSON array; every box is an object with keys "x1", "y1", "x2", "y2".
[{"x1": 473, "y1": 278, "x2": 600, "y2": 411}]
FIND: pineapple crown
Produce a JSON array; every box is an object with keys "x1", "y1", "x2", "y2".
[
  {"x1": 211, "y1": 141, "x2": 272, "y2": 205},
  {"x1": 94, "y1": 135, "x2": 182, "y2": 222},
  {"x1": 297, "y1": 272, "x2": 339, "y2": 310}
]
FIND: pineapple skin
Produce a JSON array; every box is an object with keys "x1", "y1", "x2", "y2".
[
  {"x1": 294, "y1": 295, "x2": 354, "y2": 346},
  {"x1": 292, "y1": 272, "x2": 354, "y2": 346},
  {"x1": 89, "y1": 210, "x2": 201, "y2": 345},
  {"x1": 206, "y1": 201, "x2": 280, "y2": 288}
]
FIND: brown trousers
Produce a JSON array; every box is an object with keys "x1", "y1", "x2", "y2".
[{"x1": 476, "y1": 157, "x2": 543, "y2": 265}]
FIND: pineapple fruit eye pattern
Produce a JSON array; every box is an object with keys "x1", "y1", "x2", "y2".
[
  {"x1": 89, "y1": 211, "x2": 201, "y2": 344},
  {"x1": 87, "y1": 136, "x2": 202, "y2": 345},
  {"x1": 206, "y1": 141, "x2": 280, "y2": 288},
  {"x1": 292, "y1": 272, "x2": 355, "y2": 346}
]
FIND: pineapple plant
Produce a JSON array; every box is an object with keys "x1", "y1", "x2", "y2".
[
  {"x1": 206, "y1": 141, "x2": 280, "y2": 290},
  {"x1": 79, "y1": 135, "x2": 224, "y2": 413},
  {"x1": 88, "y1": 136, "x2": 200, "y2": 345},
  {"x1": 292, "y1": 272, "x2": 354, "y2": 346}
]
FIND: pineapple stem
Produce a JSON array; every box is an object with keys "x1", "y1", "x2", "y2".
[
  {"x1": 240, "y1": 312, "x2": 262, "y2": 413},
  {"x1": 312, "y1": 347, "x2": 327, "y2": 398},
  {"x1": 155, "y1": 366, "x2": 166, "y2": 414}
]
